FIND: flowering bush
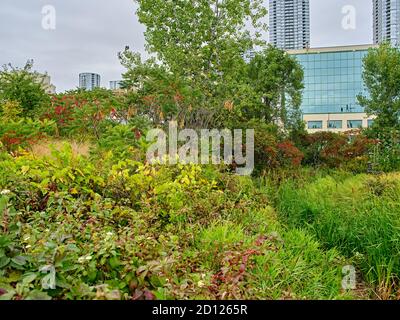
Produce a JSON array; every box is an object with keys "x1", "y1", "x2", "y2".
[
  {"x1": 43, "y1": 89, "x2": 129, "y2": 139},
  {"x1": 251, "y1": 121, "x2": 304, "y2": 173},
  {"x1": 277, "y1": 140, "x2": 304, "y2": 167}
]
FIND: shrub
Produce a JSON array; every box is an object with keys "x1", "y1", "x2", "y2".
[
  {"x1": 368, "y1": 129, "x2": 400, "y2": 172},
  {"x1": 0, "y1": 61, "x2": 51, "y2": 118},
  {"x1": 0, "y1": 100, "x2": 23, "y2": 121},
  {"x1": 95, "y1": 124, "x2": 147, "y2": 160},
  {"x1": 297, "y1": 131, "x2": 376, "y2": 171},
  {"x1": 250, "y1": 120, "x2": 304, "y2": 173},
  {"x1": 43, "y1": 89, "x2": 130, "y2": 140},
  {"x1": 0, "y1": 119, "x2": 56, "y2": 153},
  {"x1": 0, "y1": 144, "x2": 354, "y2": 300}
]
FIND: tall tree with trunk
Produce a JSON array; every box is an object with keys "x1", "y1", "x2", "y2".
[
  {"x1": 132, "y1": 0, "x2": 267, "y2": 113},
  {"x1": 248, "y1": 45, "x2": 304, "y2": 131}
]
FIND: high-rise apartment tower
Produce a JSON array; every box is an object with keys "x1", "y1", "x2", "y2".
[
  {"x1": 269, "y1": 0, "x2": 310, "y2": 50},
  {"x1": 373, "y1": 0, "x2": 400, "y2": 46},
  {"x1": 79, "y1": 73, "x2": 101, "y2": 91}
]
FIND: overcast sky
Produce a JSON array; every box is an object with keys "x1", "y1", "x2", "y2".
[{"x1": 0, "y1": 0, "x2": 372, "y2": 92}]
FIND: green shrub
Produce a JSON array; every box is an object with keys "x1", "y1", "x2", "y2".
[
  {"x1": 0, "y1": 144, "x2": 355, "y2": 300},
  {"x1": 296, "y1": 131, "x2": 376, "y2": 171},
  {"x1": 94, "y1": 124, "x2": 148, "y2": 160},
  {"x1": 0, "y1": 119, "x2": 56, "y2": 153},
  {"x1": 369, "y1": 129, "x2": 400, "y2": 172},
  {"x1": 0, "y1": 61, "x2": 51, "y2": 118}
]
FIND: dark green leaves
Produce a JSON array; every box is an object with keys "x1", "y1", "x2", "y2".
[
  {"x1": 0, "y1": 256, "x2": 10, "y2": 269},
  {"x1": 358, "y1": 43, "x2": 400, "y2": 130}
]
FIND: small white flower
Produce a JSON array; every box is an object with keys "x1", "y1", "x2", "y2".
[
  {"x1": 78, "y1": 255, "x2": 92, "y2": 263},
  {"x1": 0, "y1": 189, "x2": 11, "y2": 195},
  {"x1": 25, "y1": 245, "x2": 32, "y2": 249}
]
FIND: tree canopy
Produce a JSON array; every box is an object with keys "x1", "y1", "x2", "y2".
[
  {"x1": 120, "y1": 1, "x2": 304, "y2": 132},
  {"x1": 248, "y1": 45, "x2": 304, "y2": 130},
  {"x1": 358, "y1": 43, "x2": 400, "y2": 130},
  {"x1": 0, "y1": 60, "x2": 51, "y2": 118}
]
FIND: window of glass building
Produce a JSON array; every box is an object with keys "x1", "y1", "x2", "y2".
[
  {"x1": 308, "y1": 121, "x2": 323, "y2": 129},
  {"x1": 368, "y1": 119, "x2": 375, "y2": 128},
  {"x1": 328, "y1": 120, "x2": 342, "y2": 129},
  {"x1": 292, "y1": 48, "x2": 369, "y2": 115},
  {"x1": 347, "y1": 120, "x2": 363, "y2": 129}
]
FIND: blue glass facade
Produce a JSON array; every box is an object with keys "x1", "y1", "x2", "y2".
[{"x1": 291, "y1": 48, "x2": 369, "y2": 114}]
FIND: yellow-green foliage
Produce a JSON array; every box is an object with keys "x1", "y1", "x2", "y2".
[
  {"x1": 1, "y1": 100, "x2": 23, "y2": 121},
  {"x1": 0, "y1": 143, "x2": 354, "y2": 300}
]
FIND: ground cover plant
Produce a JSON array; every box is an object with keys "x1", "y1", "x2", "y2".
[
  {"x1": 1, "y1": 2, "x2": 400, "y2": 300},
  {"x1": 0, "y1": 144, "x2": 357, "y2": 300}
]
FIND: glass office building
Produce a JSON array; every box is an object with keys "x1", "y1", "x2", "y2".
[
  {"x1": 288, "y1": 45, "x2": 377, "y2": 114},
  {"x1": 287, "y1": 45, "x2": 377, "y2": 131}
]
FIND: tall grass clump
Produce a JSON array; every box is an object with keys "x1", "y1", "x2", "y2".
[{"x1": 275, "y1": 172, "x2": 400, "y2": 298}]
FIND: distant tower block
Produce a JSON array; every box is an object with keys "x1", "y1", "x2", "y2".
[
  {"x1": 269, "y1": 0, "x2": 310, "y2": 50},
  {"x1": 79, "y1": 73, "x2": 101, "y2": 90},
  {"x1": 373, "y1": 0, "x2": 400, "y2": 46}
]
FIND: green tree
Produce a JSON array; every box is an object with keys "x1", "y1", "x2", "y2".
[
  {"x1": 119, "y1": 49, "x2": 198, "y2": 127},
  {"x1": 248, "y1": 45, "x2": 304, "y2": 130},
  {"x1": 128, "y1": 0, "x2": 267, "y2": 123},
  {"x1": 358, "y1": 43, "x2": 400, "y2": 129},
  {"x1": 0, "y1": 60, "x2": 51, "y2": 118},
  {"x1": 135, "y1": 0, "x2": 266, "y2": 80},
  {"x1": 0, "y1": 100, "x2": 23, "y2": 121}
]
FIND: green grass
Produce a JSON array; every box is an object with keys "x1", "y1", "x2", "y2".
[{"x1": 274, "y1": 172, "x2": 400, "y2": 298}]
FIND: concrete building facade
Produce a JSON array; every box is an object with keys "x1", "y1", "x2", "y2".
[
  {"x1": 79, "y1": 73, "x2": 101, "y2": 91},
  {"x1": 269, "y1": 0, "x2": 310, "y2": 50},
  {"x1": 373, "y1": 0, "x2": 400, "y2": 46},
  {"x1": 33, "y1": 73, "x2": 56, "y2": 94}
]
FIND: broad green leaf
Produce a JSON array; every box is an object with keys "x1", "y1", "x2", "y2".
[
  {"x1": 0, "y1": 289, "x2": 16, "y2": 301},
  {"x1": 11, "y1": 255, "x2": 27, "y2": 266},
  {"x1": 108, "y1": 256, "x2": 120, "y2": 269},
  {"x1": 22, "y1": 272, "x2": 37, "y2": 285},
  {"x1": 0, "y1": 256, "x2": 10, "y2": 269},
  {"x1": 25, "y1": 290, "x2": 52, "y2": 301}
]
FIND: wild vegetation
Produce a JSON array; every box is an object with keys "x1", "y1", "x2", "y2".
[
  {"x1": 273, "y1": 172, "x2": 400, "y2": 299},
  {"x1": 1, "y1": 1, "x2": 400, "y2": 300}
]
